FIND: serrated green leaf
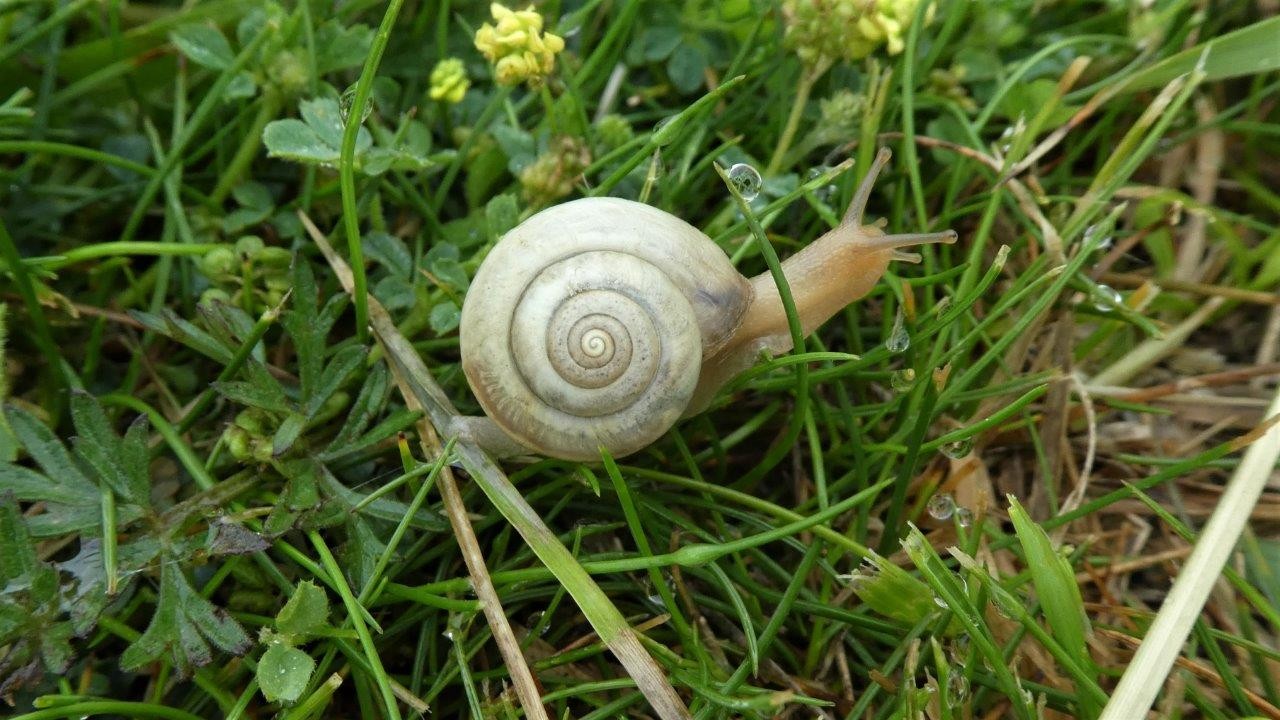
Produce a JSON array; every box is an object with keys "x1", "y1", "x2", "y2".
[
  {"x1": 120, "y1": 415, "x2": 151, "y2": 496},
  {"x1": 4, "y1": 405, "x2": 93, "y2": 489},
  {"x1": 1007, "y1": 496, "x2": 1092, "y2": 667},
  {"x1": 170, "y1": 24, "x2": 235, "y2": 70},
  {"x1": 0, "y1": 492, "x2": 39, "y2": 585},
  {"x1": 0, "y1": 405, "x2": 101, "y2": 532},
  {"x1": 196, "y1": 301, "x2": 257, "y2": 349},
  {"x1": 129, "y1": 309, "x2": 234, "y2": 363},
  {"x1": 121, "y1": 562, "x2": 251, "y2": 675},
  {"x1": 319, "y1": 408, "x2": 420, "y2": 462},
  {"x1": 324, "y1": 363, "x2": 390, "y2": 454},
  {"x1": 315, "y1": 462, "x2": 445, "y2": 531},
  {"x1": 213, "y1": 380, "x2": 291, "y2": 416},
  {"x1": 316, "y1": 295, "x2": 348, "y2": 342},
  {"x1": 272, "y1": 412, "x2": 307, "y2": 457},
  {"x1": 0, "y1": 464, "x2": 86, "y2": 507},
  {"x1": 362, "y1": 232, "x2": 412, "y2": 275},
  {"x1": 69, "y1": 393, "x2": 148, "y2": 504},
  {"x1": 314, "y1": 20, "x2": 374, "y2": 74},
  {"x1": 304, "y1": 345, "x2": 366, "y2": 418},
  {"x1": 0, "y1": 494, "x2": 78, "y2": 691},
  {"x1": 283, "y1": 258, "x2": 322, "y2": 394},
  {"x1": 344, "y1": 514, "x2": 387, "y2": 591},
  {"x1": 276, "y1": 580, "x2": 328, "y2": 637},
  {"x1": 257, "y1": 642, "x2": 316, "y2": 703}
]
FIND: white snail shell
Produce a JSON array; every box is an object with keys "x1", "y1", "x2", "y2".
[{"x1": 459, "y1": 197, "x2": 752, "y2": 461}]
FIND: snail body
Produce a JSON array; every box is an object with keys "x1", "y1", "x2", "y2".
[{"x1": 457, "y1": 148, "x2": 956, "y2": 461}]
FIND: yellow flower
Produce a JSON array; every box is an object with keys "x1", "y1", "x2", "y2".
[
  {"x1": 429, "y1": 58, "x2": 470, "y2": 103},
  {"x1": 782, "y1": 0, "x2": 931, "y2": 67},
  {"x1": 474, "y1": 3, "x2": 565, "y2": 87}
]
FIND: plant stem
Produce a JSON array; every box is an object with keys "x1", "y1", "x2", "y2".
[
  {"x1": 209, "y1": 90, "x2": 284, "y2": 205},
  {"x1": 766, "y1": 59, "x2": 830, "y2": 176},
  {"x1": 340, "y1": 0, "x2": 408, "y2": 343}
]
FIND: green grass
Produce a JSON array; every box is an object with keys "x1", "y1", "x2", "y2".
[{"x1": 2, "y1": 0, "x2": 1280, "y2": 718}]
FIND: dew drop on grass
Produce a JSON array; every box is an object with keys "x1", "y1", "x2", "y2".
[
  {"x1": 948, "y1": 673, "x2": 970, "y2": 700},
  {"x1": 927, "y1": 492, "x2": 956, "y2": 520},
  {"x1": 805, "y1": 166, "x2": 835, "y2": 201},
  {"x1": 955, "y1": 507, "x2": 973, "y2": 528},
  {"x1": 887, "y1": 306, "x2": 910, "y2": 353},
  {"x1": 1092, "y1": 284, "x2": 1123, "y2": 311},
  {"x1": 339, "y1": 85, "x2": 372, "y2": 123},
  {"x1": 727, "y1": 163, "x2": 762, "y2": 200},
  {"x1": 934, "y1": 595, "x2": 949, "y2": 609},
  {"x1": 941, "y1": 437, "x2": 974, "y2": 459},
  {"x1": 1083, "y1": 223, "x2": 1114, "y2": 251}
]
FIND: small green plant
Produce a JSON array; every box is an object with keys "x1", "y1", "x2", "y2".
[{"x1": 255, "y1": 580, "x2": 329, "y2": 704}]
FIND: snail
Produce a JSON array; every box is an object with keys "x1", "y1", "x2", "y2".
[{"x1": 451, "y1": 148, "x2": 957, "y2": 461}]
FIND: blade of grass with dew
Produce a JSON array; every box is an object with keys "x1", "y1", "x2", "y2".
[{"x1": 901, "y1": 525, "x2": 1037, "y2": 720}]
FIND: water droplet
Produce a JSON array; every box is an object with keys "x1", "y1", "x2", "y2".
[
  {"x1": 806, "y1": 166, "x2": 836, "y2": 201},
  {"x1": 339, "y1": 85, "x2": 372, "y2": 123},
  {"x1": 886, "y1": 307, "x2": 910, "y2": 353},
  {"x1": 1083, "y1": 223, "x2": 1114, "y2": 251},
  {"x1": 1091, "y1": 284, "x2": 1123, "y2": 311},
  {"x1": 941, "y1": 437, "x2": 974, "y2": 459},
  {"x1": 927, "y1": 492, "x2": 956, "y2": 520},
  {"x1": 890, "y1": 368, "x2": 915, "y2": 392},
  {"x1": 948, "y1": 673, "x2": 970, "y2": 699},
  {"x1": 955, "y1": 507, "x2": 973, "y2": 528},
  {"x1": 726, "y1": 163, "x2": 762, "y2": 200},
  {"x1": 934, "y1": 595, "x2": 950, "y2": 609},
  {"x1": 442, "y1": 628, "x2": 456, "y2": 641}
]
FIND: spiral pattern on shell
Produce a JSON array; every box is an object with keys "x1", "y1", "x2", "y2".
[{"x1": 508, "y1": 249, "x2": 701, "y2": 422}]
